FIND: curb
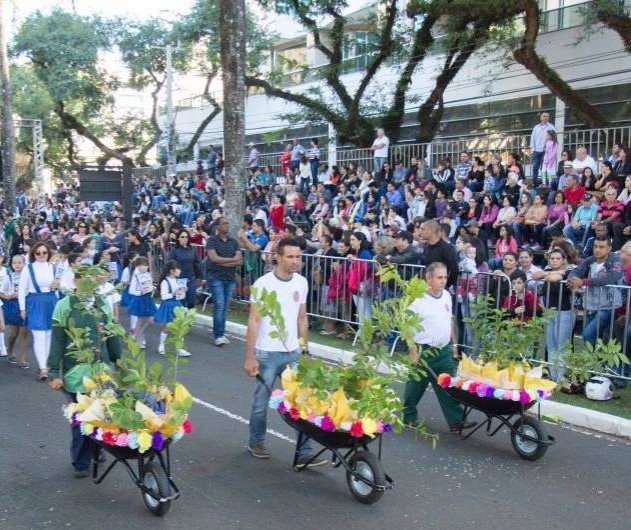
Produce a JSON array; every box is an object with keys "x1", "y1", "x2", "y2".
[{"x1": 195, "y1": 313, "x2": 631, "y2": 440}]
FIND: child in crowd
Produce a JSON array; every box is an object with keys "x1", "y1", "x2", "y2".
[
  {"x1": 127, "y1": 256, "x2": 156, "y2": 348},
  {"x1": 501, "y1": 269, "x2": 541, "y2": 323},
  {"x1": 0, "y1": 255, "x2": 28, "y2": 368},
  {"x1": 541, "y1": 130, "x2": 557, "y2": 188},
  {"x1": 154, "y1": 260, "x2": 190, "y2": 357}
]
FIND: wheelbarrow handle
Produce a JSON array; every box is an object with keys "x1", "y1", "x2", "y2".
[{"x1": 255, "y1": 374, "x2": 274, "y2": 395}]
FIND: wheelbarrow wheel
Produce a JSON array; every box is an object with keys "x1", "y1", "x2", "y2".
[
  {"x1": 511, "y1": 416, "x2": 549, "y2": 461},
  {"x1": 346, "y1": 451, "x2": 385, "y2": 504},
  {"x1": 141, "y1": 461, "x2": 171, "y2": 516}
]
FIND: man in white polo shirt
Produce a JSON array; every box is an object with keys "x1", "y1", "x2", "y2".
[
  {"x1": 244, "y1": 237, "x2": 327, "y2": 468},
  {"x1": 371, "y1": 128, "x2": 390, "y2": 176},
  {"x1": 402, "y1": 262, "x2": 476, "y2": 433}
]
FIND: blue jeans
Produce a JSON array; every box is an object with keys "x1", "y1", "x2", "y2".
[
  {"x1": 65, "y1": 392, "x2": 95, "y2": 471},
  {"x1": 563, "y1": 224, "x2": 589, "y2": 249},
  {"x1": 583, "y1": 309, "x2": 613, "y2": 347},
  {"x1": 531, "y1": 150, "x2": 545, "y2": 184},
  {"x1": 374, "y1": 157, "x2": 387, "y2": 175},
  {"x1": 248, "y1": 349, "x2": 312, "y2": 457},
  {"x1": 208, "y1": 277, "x2": 236, "y2": 339},
  {"x1": 546, "y1": 310, "x2": 575, "y2": 382}
]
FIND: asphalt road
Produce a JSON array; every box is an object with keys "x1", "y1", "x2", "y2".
[{"x1": 1, "y1": 324, "x2": 629, "y2": 530}]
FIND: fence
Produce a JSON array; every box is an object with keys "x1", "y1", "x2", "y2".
[
  {"x1": 135, "y1": 123, "x2": 630, "y2": 183},
  {"x1": 144, "y1": 240, "x2": 630, "y2": 382}
]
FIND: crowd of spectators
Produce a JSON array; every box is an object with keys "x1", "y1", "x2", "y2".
[{"x1": 2, "y1": 114, "x2": 631, "y2": 383}]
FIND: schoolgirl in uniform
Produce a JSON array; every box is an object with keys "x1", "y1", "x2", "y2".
[
  {"x1": 127, "y1": 256, "x2": 155, "y2": 348},
  {"x1": 18, "y1": 242, "x2": 59, "y2": 380},
  {"x1": 1, "y1": 255, "x2": 29, "y2": 368},
  {"x1": 154, "y1": 260, "x2": 190, "y2": 357}
]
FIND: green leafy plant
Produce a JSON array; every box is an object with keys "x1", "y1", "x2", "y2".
[
  {"x1": 255, "y1": 264, "x2": 437, "y2": 446},
  {"x1": 562, "y1": 339, "x2": 629, "y2": 388},
  {"x1": 464, "y1": 295, "x2": 552, "y2": 370}
]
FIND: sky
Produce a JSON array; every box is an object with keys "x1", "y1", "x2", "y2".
[{"x1": 12, "y1": 0, "x2": 368, "y2": 38}]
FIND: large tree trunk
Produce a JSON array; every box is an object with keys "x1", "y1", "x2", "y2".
[
  {"x1": 219, "y1": 0, "x2": 246, "y2": 237},
  {"x1": 0, "y1": 0, "x2": 16, "y2": 214},
  {"x1": 514, "y1": 0, "x2": 608, "y2": 128}
]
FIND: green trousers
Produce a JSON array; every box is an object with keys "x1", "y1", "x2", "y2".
[{"x1": 402, "y1": 344, "x2": 463, "y2": 426}]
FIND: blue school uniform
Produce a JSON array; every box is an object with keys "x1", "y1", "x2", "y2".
[
  {"x1": 154, "y1": 278, "x2": 183, "y2": 325},
  {"x1": 127, "y1": 271, "x2": 156, "y2": 318},
  {"x1": 3, "y1": 272, "x2": 25, "y2": 327},
  {"x1": 25, "y1": 263, "x2": 58, "y2": 330}
]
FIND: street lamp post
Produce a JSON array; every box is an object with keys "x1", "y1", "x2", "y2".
[{"x1": 165, "y1": 43, "x2": 176, "y2": 175}]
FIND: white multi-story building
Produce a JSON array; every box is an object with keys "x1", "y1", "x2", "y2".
[{"x1": 170, "y1": 0, "x2": 631, "y2": 159}]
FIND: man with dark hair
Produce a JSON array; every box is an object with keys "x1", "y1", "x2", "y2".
[
  {"x1": 568, "y1": 236, "x2": 624, "y2": 346},
  {"x1": 206, "y1": 217, "x2": 243, "y2": 346},
  {"x1": 420, "y1": 220, "x2": 458, "y2": 288},
  {"x1": 244, "y1": 237, "x2": 326, "y2": 468}
]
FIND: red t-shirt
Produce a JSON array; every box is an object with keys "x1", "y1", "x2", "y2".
[{"x1": 564, "y1": 185, "x2": 585, "y2": 206}]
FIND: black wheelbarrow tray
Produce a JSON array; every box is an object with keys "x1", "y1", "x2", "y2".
[
  {"x1": 92, "y1": 439, "x2": 180, "y2": 516},
  {"x1": 433, "y1": 371, "x2": 556, "y2": 461},
  {"x1": 277, "y1": 410, "x2": 394, "y2": 504}
]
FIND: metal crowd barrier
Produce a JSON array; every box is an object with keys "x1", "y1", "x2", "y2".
[{"x1": 148, "y1": 240, "x2": 630, "y2": 381}]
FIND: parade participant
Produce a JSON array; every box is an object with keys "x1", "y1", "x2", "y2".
[
  {"x1": 402, "y1": 262, "x2": 476, "y2": 433},
  {"x1": 127, "y1": 256, "x2": 156, "y2": 349},
  {"x1": 154, "y1": 260, "x2": 190, "y2": 357},
  {"x1": 206, "y1": 216, "x2": 243, "y2": 346},
  {"x1": 244, "y1": 237, "x2": 327, "y2": 467},
  {"x1": 1, "y1": 255, "x2": 29, "y2": 368},
  {"x1": 18, "y1": 242, "x2": 59, "y2": 380},
  {"x1": 48, "y1": 274, "x2": 122, "y2": 478}
]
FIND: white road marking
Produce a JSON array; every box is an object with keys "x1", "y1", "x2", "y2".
[{"x1": 192, "y1": 397, "x2": 294, "y2": 443}]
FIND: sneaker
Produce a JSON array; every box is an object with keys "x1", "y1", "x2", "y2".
[
  {"x1": 248, "y1": 443, "x2": 269, "y2": 459},
  {"x1": 73, "y1": 468, "x2": 89, "y2": 478},
  {"x1": 214, "y1": 336, "x2": 230, "y2": 346},
  {"x1": 531, "y1": 243, "x2": 543, "y2": 250},
  {"x1": 18, "y1": 361, "x2": 29, "y2": 370},
  {"x1": 7, "y1": 356, "x2": 17, "y2": 364},
  {"x1": 319, "y1": 329, "x2": 335, "y2": 335},
  {"x1": 178, "y1": 349, "x2": 191, "y2": 358},
  {"x1": 293, "y1": 455, "x2": 329, "y2": 470},
  {"x1": 521, "y1": 242, "x2": 530, "y2": 249},
  {"x1": 138, "y1": 336, "x2": 147, "y2": 349},
  {"x1": 158, "y1": 344, "x2": 165, "y2": 355},
  {"x1": 449, "y1": 420, "x2": 477, "y2": 434},
  {"x1": 37, "y1": 369, "x2": 49, "y2": 381},
  {"x1": 0, "y1": 351, "x2": 6, "y2": 357}
]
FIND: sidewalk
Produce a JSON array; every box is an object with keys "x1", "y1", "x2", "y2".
[{"x1": 195, "y1": 313, "x2": 631, "y2": 440}]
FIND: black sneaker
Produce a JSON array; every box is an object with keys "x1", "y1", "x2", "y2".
[
  {"x1": 248, "y1": 443, "x2": 269, "y2": 459},
  {"x1": 449, "y1": 420, "x2": 477, "y2": 434},
  {"x1": 293, "y1": 455, "x2": 328, "y2": 470},
  {"x1": 74, "y1": 469, "x2": 89, "y2": 478}
]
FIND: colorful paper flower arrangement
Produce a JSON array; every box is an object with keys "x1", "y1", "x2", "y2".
[
  {"x1": 268, "y1": 367, "x2": 393, "y2": 438},
  {"x1": 437, "y1": 355, "x2": 557, "y2": 403},
  {"x1": 63, "y1": 374, "x2": 194, "y2": 454}
]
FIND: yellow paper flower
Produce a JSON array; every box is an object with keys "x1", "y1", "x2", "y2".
[
  {"x1": 83, "y1": 423, "x2": 94, "y2": 435},
  {"x1": 173, "y1": 383, "x2": 191, "y2": 404},
  {"x1": 360, "y1": 418, "x2": 378, "y2": 438},
  {"x1": 83, "y1": 377, "x2": 96, "y2": 391},
  {"x1": 138, "y1": 431, "x2": 152, "y2": 453},
  {"x1": 329, "y1": 389, "x2": 350, "y2": 428}
]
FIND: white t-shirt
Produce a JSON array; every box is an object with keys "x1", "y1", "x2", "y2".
[
  {"x1": 250, "y1": 271, "x2": 308, "y2": 352},
  {"x1": 373, "y1": 135, "x2": 390, "y2": 158},
  {"x1": 408, "y1": 290, "x2": 452, "y2": 347}
]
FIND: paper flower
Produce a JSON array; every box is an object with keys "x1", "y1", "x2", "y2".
[
  {"x1": 172, "y1": 429, "x2": 184, "y2": 442},
  {"x1": 278, "y1": 401, "x2": 287, "y2": 415},
  {"x1": 152, "y1": 432, "x2": 165, "y2": 451},
  {"x1": 314, "y1": 416, "x2": 324, "y2": 428},
  {"x1": 127, "y1": 432, "x2": 139, "y2": 450},
  {"x1": 102, "y1": 431, "x2": 117, "y2": 445},
  {"x1": 138, "y1": 431, "x2": 152, "y2": 453},
  {"x1": 350, "y1": 421, "x2": 364, "y2": 438},
  {"x1": 375, "y1": 420, "x2": 384, "y2": 434},
  {"x1": 320, "y1": 416, "x2": 336, "y2": 432},
  {"x1": 519, "y1": 391, "x2": 532, "y2": 405},
  {"x1": 182, "y1": 418, "x2": 193, "y2": 434},
  {"x1": 437, "y1": 373, "x2": 451, "y2": 388},
  {"x1": 115, "y1": 433, "x2": 128, "y2": 447},
  {"x1": 288, "y1": 408, "x2": 300, "y2": 421}
]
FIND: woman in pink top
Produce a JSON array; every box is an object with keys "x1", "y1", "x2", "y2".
[
  {"x1": 479, "y1": 195, "x2": 499, "y2": 245},
  {"x1": 541, "y1": 130, "x2": 557, "y2": 188},
  {"x1": 490, "y1": 225, "x2": 518, "y2": 269},
  {"x1": 542, "y1": 191, "x2": 568, "y2": 246}
]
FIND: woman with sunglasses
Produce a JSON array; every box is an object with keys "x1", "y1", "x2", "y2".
[
  {"x1": 167, "y1": 228, "x2": 202, "y2": 308},
  {"x1": 71, "y1": 221, "x2": 91, "y2": 245},
  {"x1": 18, "y1": 242, "x2": 59, "y2": 380}
]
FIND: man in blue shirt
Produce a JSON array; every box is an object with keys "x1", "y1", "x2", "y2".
[
  {"x1": 386, "y1": 182, "x2": 403, "y2": 210},
  {"x1": 455, "y1": 151, "x2": 472, "y2": 182},
  {"x1": 290, "y1": 139, "x2": 305, "y2": 171}
]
